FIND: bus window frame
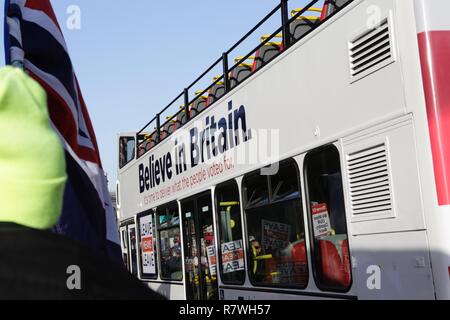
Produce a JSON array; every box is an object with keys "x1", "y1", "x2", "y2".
[
  {"x1": 156, "y1": 201, "x2": 184, "y2": 282},
  {"x1": 215, "y1": 179, "x2": 246, "y2": 286},
  {"x1": 120, "y1": 219, "x2": 137, "y2": 274},
  {"x1": 119, "y1": 225, "x2": 129, "y2": 271},
  {"x1": 126, "y1": 222, "x2": 138, "y2": 277},
  {"x1": 136, "y1": 210, "x2": 158, "y2": 280},
  {"x1": 118, "y1": 135, "x2": 136, "y2": 169},
  {"x1": 303, "y1": 144, "x2": 353, "y2": 294},
  {"x1": 242, "y1": 159, "x2": 309, "y2": 290}
]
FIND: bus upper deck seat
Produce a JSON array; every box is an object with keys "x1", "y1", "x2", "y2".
[
  {"x1": 290, "y1": 8, "x2": 322, "y2": 40},
  {"x1": 191, "y1": 91, "x2": 208, "y2": 117},
  {"x1": 176, "y1": 106, "x2": 188, "y2": 129},
  {"x1": 145, "y1": 132, "x2": 157, "y2": 151},
  {"x1": 321, "y1": 0, "x2": 352, "y2": 20},
  {"x1": 160, "y1": 127, "x2": 168, "y2": 141},
  {"x1": 160, "y1": 117, "x2": 175, "y2": 141},
  {"x1": 252, "y1": 34, "x2": 282, "y2": 72},
  {"x1": 206, "y1": 77, "x2": 225, "y2": 107},
  {"x1": 138, "y1": 132, "x2": 155, "y2": 156},
  {"x1": 230, "y1": 56, "x2": 254, "y2": 89},
  {"x1": 167, "y1": 118, "x2": 176, "y2": 135}
]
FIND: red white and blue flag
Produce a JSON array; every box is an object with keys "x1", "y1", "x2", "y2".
[{"x1": 4, "y1": 0, "x2": 121, "y2": 262}]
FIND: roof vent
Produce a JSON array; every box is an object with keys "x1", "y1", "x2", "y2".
[
  {"x1": 347, "y1": 143, "x2": 393, "y2": 216},
  {"x1": 349, "y1": 17, "x2": 395, "y2": 83}
]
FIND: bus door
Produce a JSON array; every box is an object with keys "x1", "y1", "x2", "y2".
[
  {"x1": 181, "y1": 192, "x2": 219, "y2": 300},
  {"x1": 127, "y1": 224, "x2": 138, "y2": 277}
]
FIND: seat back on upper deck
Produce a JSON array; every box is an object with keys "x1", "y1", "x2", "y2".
[
  {"x1": 252, "y1": 34, "x2": 282, "y2": 72},
  {"x1": 230, "y1": 56, "x2": 254, "y2": 89},
  {"x1": 137, "y1": 131, "x2": 157, "y2": 156},
  {"x1": 191, "y1": 90, "x2": 208, "y2": 117},
  {"x1": 160, "y1": 116, "x2": 176, "y2": 141},
  {"x1": 167, "y1": 118, "x2": 176, "y2": 135},
  {"x1": 290, "y1": 7, "x2": 322, "y2": 41},
  {"x1": 321, "y1": 0, "x2": 353, "y2": 20},
  {"x1": 176, "y1": 106, "x2": 188, "y2": 129},
  {"x1": 206, "y1": 77, "x2": 225, "y2": 107}
]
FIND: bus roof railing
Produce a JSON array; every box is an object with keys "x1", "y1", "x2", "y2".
[{"x1": 136, "y1": 0, "x2": 354, "y2": 158}]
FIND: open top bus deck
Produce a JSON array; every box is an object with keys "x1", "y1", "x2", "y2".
[{"x1": 117, "y1": 0, "x2": 450, "y2": 300}]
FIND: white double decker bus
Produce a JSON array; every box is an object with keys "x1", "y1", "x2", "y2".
[{"x1": 116, "y1": 0, "x2": 450, "y2": 300}]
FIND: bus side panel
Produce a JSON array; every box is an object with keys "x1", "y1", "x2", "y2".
[
  {"x1": 341, "y1": 116, "x2": 435, "y2": 299},
  {"x1": 350, "y1": 230, "x2": 434, "y2": 300},
  {"x1": 342, "y1": 117, "x2": 426, "y2": 234}
]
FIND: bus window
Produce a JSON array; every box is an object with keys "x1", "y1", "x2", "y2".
[
  {"x1": 137, "y1": 212, "x2": 157, "y2": 279},
  {"x1": 304, "y1": 145, "x2": 352, "y2": 292},
  {"x1": 119, "y1": 136, "x2": 135, "y2": 169},
  {"x1": 216, "y1": 180, "x2": 245, "y2": 285},
  {"x1": 157, "y1": 203, "x2": 183, "y2": 281},
  {"x1": 243, "y1": 159, "x2": 308, "y2": 288}
]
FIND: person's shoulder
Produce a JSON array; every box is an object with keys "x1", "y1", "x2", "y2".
[
  {"x1": 0, "y1": 223, "x2": 165, "y2": 300},
  {"x1": 0, "y1": 222, "x2": 80, "y2": 257},
  {"x1": 78, "y1": 246, "x2": 165, "y2": 300}
]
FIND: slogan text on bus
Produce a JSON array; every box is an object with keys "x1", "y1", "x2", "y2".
[{"x1": 138, "y1": 101, "x2": 252, "y2": 193}]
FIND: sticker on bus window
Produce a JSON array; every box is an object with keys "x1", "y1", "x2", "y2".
[
  {"x1": 311, "y1": 203, "x2": 332, "y2": 238},
  {"x1": 221, "y1": 240, "x2": 245, "y2": 274},
  {"x1": 140, "y1": 215, "x2": 156, "y2": 275},
  {"x1": 206, "y1": 245, "x2": 217, "y2": 276}
]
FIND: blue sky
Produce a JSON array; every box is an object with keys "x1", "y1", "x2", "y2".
[{"x1": 1, "y1": 0, "x2": 317, "y2": 190}]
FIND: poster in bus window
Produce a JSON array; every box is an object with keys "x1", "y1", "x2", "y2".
[
  {"x1": 261, "y1": 220, "x2": 291, "y2": 251},
  {"x1": 140, "y1": 215, "x2": 156, "y2": 275},
  {"x1": 204, "y1": 225, "x2": 214, "y2": 245},
  {"x1": 274, "y1": 240, "x2": 308, "y2": 284},
  {"x1": 311, "y1": 203, "x2": 332, "y2": 238},
  {"x1": 221, "y1": 240, "x2": 244, "y2": 274},
  {"x1": 206, "y1": 245, "x2": 217, "y2": 276}
]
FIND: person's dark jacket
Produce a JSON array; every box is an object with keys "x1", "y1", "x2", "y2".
[{"x1": 0, "y1": 223, "x2": 165, "y2": 300}]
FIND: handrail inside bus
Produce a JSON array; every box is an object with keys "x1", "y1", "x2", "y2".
[{"x1": 134, "y1": 0, "x2": 354, "y2": 159}]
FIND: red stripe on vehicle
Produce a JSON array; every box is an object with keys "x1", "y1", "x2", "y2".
[{"x1": 418, "y1": 30, "x2": 450, "y2": 205}]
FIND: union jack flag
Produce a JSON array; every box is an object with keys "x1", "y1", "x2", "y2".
[{"x1": 4, "y1": 0, "x2": 121, "y2": 262}]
